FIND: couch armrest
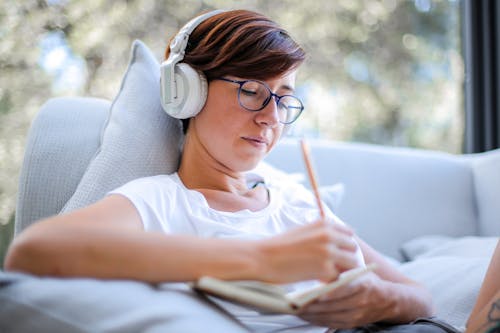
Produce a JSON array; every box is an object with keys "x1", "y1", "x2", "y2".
[{"x1": 15, "y1": 97, "x2": 110, "y2": 234}]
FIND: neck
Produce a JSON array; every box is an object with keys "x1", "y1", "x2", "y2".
[
  {"x1": 177, "y1": 125, "x2": 269, "y2": 212},
  {"x1": 178, "y1": 127, "x2": 248, "y2": 195}
]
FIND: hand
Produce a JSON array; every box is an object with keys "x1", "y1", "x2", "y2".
[
  {"x1": 297, "y1": 272, "x2": 397, "y2": 329},
  {"x1": 254, "y1": 220, "x2": 361, "y2": 284}
]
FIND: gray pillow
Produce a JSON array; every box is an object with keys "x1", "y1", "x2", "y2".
[
  {"x1": 399, "y1": 256, "x2": 490, "y2": 331},
  {"x1": 62, "y1": 40, "x2": 183, "y2": 212}
]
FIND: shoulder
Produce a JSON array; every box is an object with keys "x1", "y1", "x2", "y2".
[
  {"x1": 108, "y1": 173, "x2": 182, "y2": 201},
  {"x1": 122, "y1": 174, "x2": 177, "y2": 187}
]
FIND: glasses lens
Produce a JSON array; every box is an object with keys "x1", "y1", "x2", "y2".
[
  {"x1": 278, "y1": 96, "x2": 303, "y2": 124},
  {"x1": 238, "y1": 81, "x2": 268, "y2": 111},
  {"x1": 236, "y1": 80, "x2": 304, "y2": 124}
]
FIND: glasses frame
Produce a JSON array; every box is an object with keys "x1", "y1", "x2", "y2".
[{"x1": 215, "y1": 77, "x2": 304, "y2": 124}]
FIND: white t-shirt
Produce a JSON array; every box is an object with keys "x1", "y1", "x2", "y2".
[{"x1": 109, "y1": 171, "x2": 364, "y2": 333}]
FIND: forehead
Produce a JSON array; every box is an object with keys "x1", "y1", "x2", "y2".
[{"x1": 260, "y1": 71, "x2": 297, "y2": 91}]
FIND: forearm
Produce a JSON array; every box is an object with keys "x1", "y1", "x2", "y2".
[
  {"x1": 381, "y1": 280, "x2": 434, "y2": 323},
  {"x1": 465, "y1": 290, "x2": 500, "y2": 333},
  {"x1": 466, "y1": 240, "x2": 500, "y2": 333},
  {"x1": 5, "y1": 223, "x2": 259, "y2": 283},
  {"x1": 5, "y1": 202, "x2": 364, "y2": 285}
]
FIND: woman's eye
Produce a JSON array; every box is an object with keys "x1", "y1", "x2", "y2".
[{"x1": 241, "y1": 89, "x2": 257, "y2": 96}]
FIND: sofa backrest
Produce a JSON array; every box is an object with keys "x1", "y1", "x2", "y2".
[
  {"x1": 266, "y1": 139, "x2": 481, "y2": 260},
  {"x1": 15, "y1": 97, "x2": 110, "y2": 234}
]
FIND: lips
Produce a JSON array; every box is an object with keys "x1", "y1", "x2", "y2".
[{"x1": 242, "y1": 136, "x2": 269, "y2": 146}]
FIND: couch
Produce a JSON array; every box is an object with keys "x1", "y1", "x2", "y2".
[{"x1": 1, "y1": 40, "x2": 499, "y2": 332}]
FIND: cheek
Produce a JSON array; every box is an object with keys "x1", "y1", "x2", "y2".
[
  {"x1": 268, "y1": 127, "x2": 283, "y2": 151},
  {"x1": 195, "y1": 88, "x2": 239, "y2": 144},
  {"x1": 205, "y1": 83, "x2": 238, "y2": 110},
  {"x1": 199, "y1": 86, "x2": 239, "y2": 124}
]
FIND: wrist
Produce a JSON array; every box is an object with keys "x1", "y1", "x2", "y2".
[
  {"x1": 250, "y1": 238, "x2": 290, "y2": 283},
  {"x1": 201, "y1": 238, "x2": 262, "y2": 281},
  {"x1": 381, "y1": 281, "x2": 434, "y2": 323},
  {"x1": 250, "y1": 239, "x2": 273, "y2": 281}
]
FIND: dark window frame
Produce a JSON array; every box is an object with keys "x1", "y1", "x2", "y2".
[{"x1": 462, "y1": 0, "x2": 500, "y2": 153}]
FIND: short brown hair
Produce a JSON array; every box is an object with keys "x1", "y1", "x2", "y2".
[{"x1": 165, "y1": 9, "x2": 305, "y2": 80}]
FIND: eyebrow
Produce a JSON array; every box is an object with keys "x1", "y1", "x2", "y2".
[{"x1": 280, "y1": 84, "x2": 295, "y2": 93}]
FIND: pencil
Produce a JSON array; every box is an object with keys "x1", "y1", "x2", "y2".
[{"x1": 300, "y1": 139, "x2": 326, "y2": 220}]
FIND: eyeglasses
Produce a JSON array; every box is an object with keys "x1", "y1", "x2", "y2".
[{"x1": 215, "y1": 77, "x2": 304, "y2": 124}]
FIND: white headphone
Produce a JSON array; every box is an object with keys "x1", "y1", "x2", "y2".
[{"x1": 160, "y1": 10, "x2": 225, "y2": 119}]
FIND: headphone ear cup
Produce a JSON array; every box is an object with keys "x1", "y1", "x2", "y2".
[{"x1": 163, "y1": 63, "x2": 208, "y2": 119}]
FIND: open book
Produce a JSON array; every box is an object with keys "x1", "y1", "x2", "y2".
[{"x1": 193, "y1": 264, "x2": 376, "y2": 314}]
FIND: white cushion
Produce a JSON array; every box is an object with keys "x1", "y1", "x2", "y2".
[
  {"x1": 398, "y1": 236, "x2": 498, "y2": 330},
  {"x1": 399, "y1": 256, "x2": 489, "y2": 330},
  {"x1": 62, "y1": 40, "x2": 183, "y2": 212},
  {"x1": 400, "y1": 235, "x2": 499, "y2": 260},
  {"x1": 254, "y1": 161, "x2": 345, "y2": 213}
]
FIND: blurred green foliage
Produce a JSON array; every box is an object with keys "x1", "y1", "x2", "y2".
[
  {"x1": 0, "y1": 0, "x2": 463, "y2": 239},
  {"x1": 0, "y1": 213, "x2": 14, "y2": 269}
]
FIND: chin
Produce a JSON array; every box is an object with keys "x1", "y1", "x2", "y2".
[
  {"x1": 232, "y1": 158, "x2": 261, "y2": 173},
  {"x1": 241, "y1": 162, "x2": 260, "y2": 172}
]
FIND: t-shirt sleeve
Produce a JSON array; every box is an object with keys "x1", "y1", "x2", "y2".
[{"x1": 107, "y1": 176, "x2": 172, "y2": 233}]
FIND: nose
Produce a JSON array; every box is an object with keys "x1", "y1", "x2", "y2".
[{"x1": 255, "y1": 95, "x2": 280, "y2": 127}]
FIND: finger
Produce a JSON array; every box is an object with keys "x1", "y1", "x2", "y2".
[
  {"x1": 319, "y1": 283, "x2": 362, "y2": 302},
  {"x1": 307, "y1": 222, "x2": 356, "y2": 251},
  {"x1": 329, "y1": 246, "x2": 361, "y2": 272},
  {"x1": 320, "y1": 261, "x2": 339, "y2": 282},
  {"x1": 331, "y1": 222, "x2": 354, "y2": 236},
  {"x1": 330, "y1": 232, "x2": 358, "y2": 252}
]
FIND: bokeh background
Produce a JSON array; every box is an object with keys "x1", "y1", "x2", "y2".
[{"x1": 0, "y1": 0, "x2": 463, "y2": 264}]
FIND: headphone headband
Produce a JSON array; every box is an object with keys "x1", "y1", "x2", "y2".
[
  {"x1": 169, "y1": 10, "x2": 225, "y2": 62},
  {"x1": 161, "y1": 10, "x2": 225, "y2": 107}
]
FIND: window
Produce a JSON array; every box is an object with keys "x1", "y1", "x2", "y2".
[{"x1": 286, "y1": 0, "x2": 464, "y2": 154}]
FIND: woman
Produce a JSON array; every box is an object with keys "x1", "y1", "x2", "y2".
[{"x1": 5, "y1": 9, "x2": 433, "y2": 332}]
